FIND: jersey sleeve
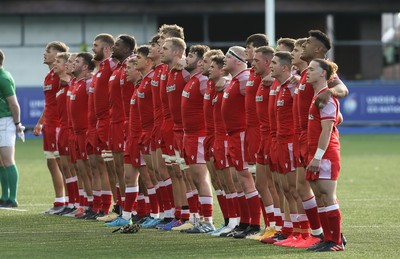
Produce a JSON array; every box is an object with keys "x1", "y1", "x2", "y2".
[
  {"x1": 320, "y1": 98, "x2": 337, "y2": 121},
  {"x1": 199, "y1": 77, "x2": 207, "y2": 96}
]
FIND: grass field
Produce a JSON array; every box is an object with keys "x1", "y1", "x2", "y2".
[{"x1": 1, "y1": 134, "x2": 399, "y2": 258}]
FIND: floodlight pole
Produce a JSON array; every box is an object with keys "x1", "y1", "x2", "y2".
[{"x1": 265, "y1": 0, "x2": 276, "y2": 46}]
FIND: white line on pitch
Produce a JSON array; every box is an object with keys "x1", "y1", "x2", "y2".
[{"x1": 0, "y1": 207, "x2": 28, "y2": 212}]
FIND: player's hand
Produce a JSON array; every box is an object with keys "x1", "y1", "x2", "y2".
[
  {"x1": 315, "y1": 89, "x2": 332, "y2": 109},
  {"x1": 215, "y1": 78, "x2": 227, "y2": 92},
  {"x1": 306, "y1": 158, "x2": 321, "y2": 174},
  {"x1": 262, "y1": 74, "x2": 274, "y2": 86},
  {"x1": 59, "y1": 73, "x2": 71, "y2": 85},
  {"x1": 289, "y1": 75, "x2": 300, "y2": 85},
  {"x1": 33, "y1": 123, "x2": 43, "y2": 136}
]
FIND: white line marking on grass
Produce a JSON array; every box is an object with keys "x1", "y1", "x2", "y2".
[
  {"x1": 0, "y1": 207, "x2": 28, "y2": 212},
  {"x1": 345, "y1": 225, "x2": 400, "y2": 228}
]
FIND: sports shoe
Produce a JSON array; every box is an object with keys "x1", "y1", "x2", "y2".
[
  {"x1": 293, "y1": 235, "x2": 323, "y2": 248},
  {"x1": 73, "y1": 207, "x2": 86, "y2": 217},
  {"x1": 275, "y1": 235, "x2": 303, "y2": 247},
  {"x1": 63, "y1": 207, "x2": 80, "y2": 217},
  {"x1": 160, "y1": 219, "x2": 182, "y2": 231},
  {"x1": 171, "y1": 221, "x2": 193, "y2": 231},
  {"x1": 142, "y1": 218, "x2": 163, "y2": 228},
  {"x1": 261, "y1": 232, "x2": 287, "y2": 244},
  {"x1": 246, "y1": 229, "x2": 265, "y2": 240},
  {"x1": 342, "y1": 233, "x2": 347, "y2": 247},
  {"x1": 216, "y1": 226, "x2": 235, "y2": 237},
  {"x1": 233, "y1": 225, "x2": 261, "y2": 239},
  {"x1": 220, "y1": 225, "x2": 246, "y2": 237},
  {"x1": 315, "y1": 241, "x2": 344, "y2": 252},
  {"x1": 131, "y1": 214, "x2": 143, "y2": 224},
  {"x1": 210, "y1": 224, "x2": 225, "y2": 235},
  {"x1": 57, "y1": 207, "x2": 75, "y2": 215},
  {"x1": 137, "y1": 216, "x2": 150, "y2": 225},
  {"x1": 96, "y1": 211, "x2": 119, "y2": 222},
  {"x1": 76, "y1": 208, "x2": 97, "y2": 220},
  {"x1": 0, "y1": 200, "x2": 18, "y2": 208},
  {"x1": 185, "y1": 222, "x2": 216, "y2": 234},
  {"x1": 43, "y1": 205, "x2": 66, "y2": 215},
  {"x1": 255, "y1": 227, "x2": 277, "y2": 241},
  {"x1": 306, "y1": 234, "x2": 325, "y2": 251},
  {"x1": 105, "y1": 217, "x2": 131, "y2": 227},
  {"x1": 112, "y1": 223, "x2": 140, "y2": 234}
]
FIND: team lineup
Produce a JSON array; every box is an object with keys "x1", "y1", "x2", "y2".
[{"x1": 31, "y1": 24, "x2": 348, "y2": 252}]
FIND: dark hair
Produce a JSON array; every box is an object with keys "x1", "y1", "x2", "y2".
[
  {"x1": 274, "y1": 51, "x2": 293, "y2": 67},
  {"x1": 149, "y1": 34, "x2": 160, "y2": 45},
  {"x1": 189, "y1": 45, "x2": 210, "y2": 60},
  {"x1": 246, "y1": 33, "x2": 269, "y2": 47},
  {"x1": 118, "y1": 34, "x2": 136, "y2": 52},
  {"x1": 159, "y1": 24, "x2": 185, "y2": 40},
  {"x1": 309, "y1": 30, "x2": 331, "y2": 51},
  {"x1": 94, "y1": 33, "x2": 115, "y2": 47},
  {"x1": 137, "y1": 45, "x2": 150, "y2": 57},
  {"x1": 77, "y1": 52, "x2": 95, "y2": 71},
  {"x1": 277, "y1": 38, "x2": 296, "y2": 52},
  {"x1": 313, "y1": 58, "x2": 338, "y2": 80},
  {"x1": 46, "y1": 41, "x2": 69, "y2": 53}
]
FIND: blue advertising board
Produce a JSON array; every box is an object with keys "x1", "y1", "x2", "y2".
[
  {"x1": 16, "y1": 87, "x2": 44, "y2": 127},
  {"x1": 340, "y1": 81, "x2": 400, "y2": 125}
]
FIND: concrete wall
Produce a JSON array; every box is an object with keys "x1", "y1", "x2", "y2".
[{"x1": 0, "y1": 15, "x2": 157, "y2": 87}]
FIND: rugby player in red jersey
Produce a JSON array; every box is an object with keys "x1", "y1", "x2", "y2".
[
  {"x1": 221, "y1": 46, "x2": 261, "y2": 238},
  {"x1": 305, "y1": 59, "x2": 344, "y2": 252},
  {"x1": 34, "y1": 41, "x2": 69, "y2": 214},
  {"x1": 244, "y1": 34, "x2": 269, "y2": 174}
]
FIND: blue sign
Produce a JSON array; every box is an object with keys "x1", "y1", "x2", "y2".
[
  {"x1": 16, "y1": 87, "x2": 44, "y2": 127},
  {"x1": 340, "y1": 81, "x2": 400, "y2": 125}
]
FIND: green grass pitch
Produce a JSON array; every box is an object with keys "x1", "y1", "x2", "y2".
[{"x1": 0, "y1": 134, "x2": 399, "y2": 258}]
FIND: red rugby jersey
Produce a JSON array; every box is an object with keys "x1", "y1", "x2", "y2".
[
  {"x1": 43, "y1": 69, "x2": 60, "y2": 126},
  {"x1": 245, "y1": 68, "x2": 261, "y2": 128},
  {"x1": 181, "y1": 72, "x2": 208, "y2": 135},
  {"x1": 203, "y1": 79, "x2": 216, "y2": 137},
  {"x1": 255, "y1": 80, "x2": 270, "y2": 136},
  {"x1": 293, "y1": 70, "x2": 307, "y2": 135},
  {"x1": 268, "y1": 80, "x2": 281, "y2": 139},
  {"x1": 93, "y1": 58, "x2": 117, "y2": 118},
  {"x1": 213, "y1": 89, "x2": 228, "y2": 138},
  {"x1": 56, "y1": 84, "x2": 69, "y2": 129},
  {"x1": 307, "y1": 87, "x2": 340, "y2": 157},
  {"x1": 66, "y1": 78, "x2": 76, "y2": 131},
  {"x1": 129, "y1": 85, "x2": 142, "y2": 138},
  {"x1": 70, "y1": 78, "x2": 92, "y2": 134},
  {"x1": 137, "y1": 70, "x2": 155, "y2": 132},
  {"x1": 120, "y1": 61, "x2": 135, "y2": 123},
  {"x1": 109, "y1": 63, "x2": 125, "y2": 123},
  {"x1": 276, "y1": 78, "x2": 296, "y2": 142},
  {"x1": 221, "y1": 69, "x2": 250, "y2": 134},
  {"x1": 166, "y1": 69, "x2": 190, "y2": 131},
  {"x1": 151, "y1": 63, "x2": 167, "y2": 128},
  {"x1": 87, "y1": 79, "x2": 97, "y2": 131},
  {"x1": 160, "y1": 64, "x2": 171, "y2": 121}
]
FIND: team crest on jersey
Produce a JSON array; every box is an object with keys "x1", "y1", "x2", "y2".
[
  {"x1": 269, "y1": 89, "x2": 276, "y2": 95},
  {"x1": 120, "y1": 79, "x2": 124, "y2": 85},
  {"x1": 204, "y1": 93, "x2": 210, "y2": 100},
  {"x1": 308, "y1": 114, "x2": 314, "y2": 120},
  {"x1": 255, "y1": 95, "x2": 263, "y2": 102},
  {"x1": 276, "y1": 86, "x2": 281, "y2": 91},
  {"x1": 89, "y1": 87, "x2": 95, "y2": 93},
  {"x1": 96, "y1": 72, "x2": 102, "y2": 78},
  {"x1": 67, "y1": 90, "x2": 72, "y2": 96},
  {"x1": 294, "y1": 88, "x2": 299, "y2": 94},
  {"x1": 182, "y1": 90, "x2": 190, "y2": 98},
  {"x1": 299, "y1": 84, "x2": 305, "y2": 90},
  {"x1": 151, "y1": 80, "x2": 159, "y2": 87},
  {"x1": 130, "y1": 99, "x2": 136, "y2": 105},
  {"x1": 43, "y1": 84, "x2": 52, "y2": 91},
  {"x1": 56, "y1": 88, "x2": 65, "y2": 97},
  {"x1": 277, "y1": 100, "x2": 284, "y2": 106},
  {"x1": 143, "y1": 81, "x2": 149, "y2": 88},
  {"x1": 223, "y1": 92, "x2": 229, "y2": 99},
  {"x1": 212, "y1": 96, "x2": 218, "y2": 105},
  {"x1": 189, "y1": 81, "x2": 195, "y2": 89},
  {"x1": 109, "y1": 75, "x2": 116, "y2": 81},
  {"x1": 246, "y1": 80, "x2": 255, "y2": 87},
  {"x1": 70, "y1": 94, "x2": 76, "y2": 100},
  {"x1": 137, "y1": 92, "x2": 145, "y2": 98},
  {"x1": 161, "y1": 74, "x2": 166, "y2": 80},
  {"x1": 166, "y1": 84, "x2": 176, "y2": 92}
]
